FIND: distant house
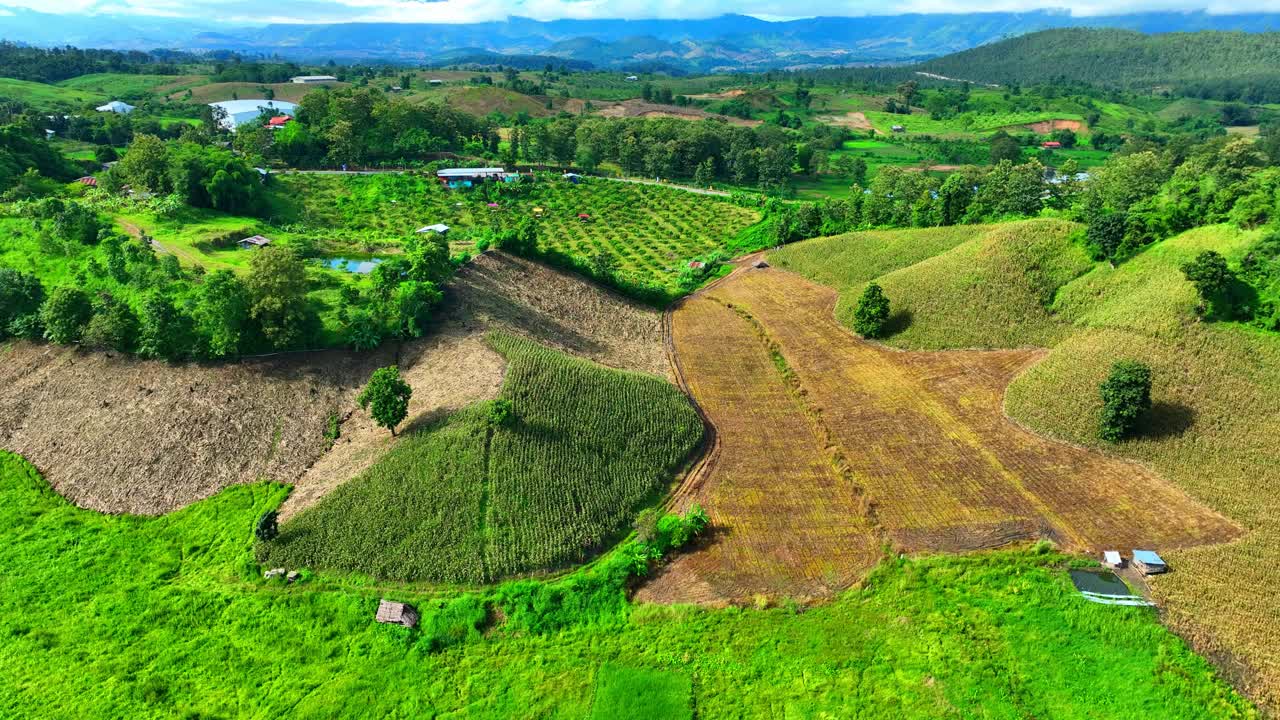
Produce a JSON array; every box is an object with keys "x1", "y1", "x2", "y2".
[
  {"x1": 291, "y1": 75, "x2": 338, "y2": 84},
  {"x1": 1041, "y1": 140, "x2": 1062, "y2": 149},
  {"x1": 209, "y1": 100, "x2": 300, "y2": 132},
  {"x1": 76, "y1": 176, "x2": 98, "y2": 187},
  {"x1": 562, "y1": 172, "x2": 582, "y2": 184},
  {"x1": 625, "y1": 75, "x2": 639, "y2": 81},
  {"x1": 96, "y1": 100, "x2": 136, "y2": 114},
  {"x1": 266, "y1": 115, "x2": 293, "y2": 129},
  {"x1": 390, "y1": 85, "x2": 403, "y2": 92},
  {"x1": 428, "y1": 79, "x2": 444, "y2": 85},
  {"x1": 688, "y1": 260, "x2": 706, "y2": 270},
  {"x1": 1103, "y1": 550, "x2": 1123, "y2": 568},
  {"x1": 375, "y1": 599, "x2": 419, "y2": 628},
  {"x1": 1132, "y1": 550, "x2": 1167, "y2": 575},
  {"x1": 237, "y1": 235, "x2": 271, "y2": 250},
  {"x1": 45, "y1": 129, "x2": 56, "y2": 139},
  {"x1": 415, "y1": 223, "x2": 450, "y2": 235},
  {"x1": 891, "y1": 125, "x2": 905, "y2": 133}
]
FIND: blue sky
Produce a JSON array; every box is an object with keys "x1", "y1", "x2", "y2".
[{"x1": 11, "y1": 0, "x2": 1276, "y2": 24}]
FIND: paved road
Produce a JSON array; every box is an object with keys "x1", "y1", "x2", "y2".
[{"x1": 280, "y1": 168, "x2": 732, "y2": 197}]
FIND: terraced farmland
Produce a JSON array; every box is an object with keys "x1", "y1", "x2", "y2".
[
  {"x1": 643, "y1": 265, "x2": 1239, "y2": 604},
  {"x1": 522, "y1": 179, "x2": 760, "y2": 290}
]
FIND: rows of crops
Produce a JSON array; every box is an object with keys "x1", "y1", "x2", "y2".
[
  {"x1": 260, "y1": 331, "x2": 702, "y2": 583},
  {"x1": 268, "y1": 174, "x2": 760, "y2": 291},
  {"x1": 484, "y1": 333, "x2": 704, "y2": 576},
  {"x1": 520, "y1": 180, "x2": 759, "y2": 290}
]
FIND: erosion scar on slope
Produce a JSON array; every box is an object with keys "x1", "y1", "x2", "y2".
[{"x1": 640, "y1": 266, "x2": 1242, "y2": 605}]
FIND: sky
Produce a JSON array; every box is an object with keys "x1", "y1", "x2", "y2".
[{"x1": 9, "y1": 0, "x2": 1279, "y2": 24}]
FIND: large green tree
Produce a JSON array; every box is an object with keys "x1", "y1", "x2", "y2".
[
  {"x1": 853, "y1": 283, "x2": 891, "y2": 339},
  {"x1": 358, "y1": 366, "x2": 413, "y2": 436},
  {"x1": 245, "y1": 246, "x2": 315, "y2": 351},
  {"x1": 39, "y1": 286, "x2": 92, "y2": 344},
  {"x1": 1099, "y1": 360, "x2": 1152, "y2": 442}
]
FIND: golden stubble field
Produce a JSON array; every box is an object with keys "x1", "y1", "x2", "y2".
[{"x1": 640, "y1": 266, "x2": 1240, "y2": 605}]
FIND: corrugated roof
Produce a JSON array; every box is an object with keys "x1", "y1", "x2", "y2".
[
  {"x1": 1133, "y1": 550, "x2": 1165, "y2": 565},
  {"x1": 437, "y1": 168, "x2": 506, "y2": 177}
]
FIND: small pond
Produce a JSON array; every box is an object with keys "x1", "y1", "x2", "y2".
[
  {"x1": 322, "y1": 257, "x2": 384, "y2": 274},
  {"x1": 1069, "y1": 569, "x2": 1134, "y2": 597}
]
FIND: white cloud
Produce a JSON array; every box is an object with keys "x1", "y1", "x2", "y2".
[{"x1": 7, "y1": 0, "x2": 1279, "y2": 23}]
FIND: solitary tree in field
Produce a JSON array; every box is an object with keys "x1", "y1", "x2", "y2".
[
  {"x1": 359, "y1": 366, "x2": 413, "y2": 436},
  {"x1": 1099, "y1": 360, "x2": 1152, "y2": 443},
  {"x1": 1181, "y1": 250, "x2": 1236, "y2": 319},
  {"x1": 853, "y1": 283, "x2": 891, "y2": 339}
]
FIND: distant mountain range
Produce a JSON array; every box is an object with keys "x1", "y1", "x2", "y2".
[{"x1": 5, "y1": 10, "x2": 1280, "y2": 71}]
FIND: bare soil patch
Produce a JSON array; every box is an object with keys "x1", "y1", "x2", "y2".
[
  {"x1": 816, "y1": 111, "x2": 874, "y2": 131},
  {"x1": 640, "y1": 267, "x2": 1240, "y2": 604},
  {"x1": 594, "y1": 99, "x2": 761, "y2": 127},
  {"x1": 1017, "y1": 119, "x2": 1085, "y2": 134},
  {"x1": 1, "y1": 251, "x2": 668, "y2": 517}
]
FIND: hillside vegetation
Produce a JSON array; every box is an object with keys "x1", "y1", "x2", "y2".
[
  {"x1": 0, "y1": 450, "x2": 1255, "y2": 718},
  {"x1": 773, "y1": 220, "x2": 1280, "y2": 709},
  {"x1": 261, "y1": 332, "x2": 703, "y2": 583},
  {"x1": 921, "y1": 28, "x2": 1280, "y2": 100}
]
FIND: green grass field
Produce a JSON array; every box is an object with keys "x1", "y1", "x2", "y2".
[
  {"x1": 770, "y1": 219, "x2": 1280, "y2": 709},
  {"x1": 0, "y1": 77, "x2": 105, "y2": 107},
  {"x1": 0, "y1": 448, "x2": 1254, "y2": 718},
  {"x1": 261, "y1": 332, "x2": 703, "y2": 583},
  {"x1": 56, "y1": 73, "x2": 206, "y2": 98},
  {"x1": 774, "y1": 219, "x2": 1091, "y2": 349}
]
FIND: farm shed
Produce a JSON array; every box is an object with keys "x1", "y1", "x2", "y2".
[
  {"x1": 1103, "y1": 550, "x2": 1123, "y2": 568},
  {"x1": 375, "y1": 600, "x2": 419, "y2": 628},
  {"x1": 1132, "y1": 550, "x2": 1167, "y2": 575},
  {"x1": 291, "y1": 75, "x2": 338, "y2": 84},
  {"x1": 76, "y1": 176, "x2": 97, "y2": 187},
  {"x1": 562, "y1": 172, "x2": 582, "y2": 184},
  {"x1": 266, "y1": 115, "x2": 293, "y2": 128},
  {"x1": 237, "y1": 235, "x2": 271, "y2": 250},
  {"x1": 429, "y1": 79, "x2": 444, "y2": 85},
  {"x1": 1041, "y1": 141, "x2": 1062, "y2": 149},
  {"x1": 96, "y1": 100, "x2": 135, "y2": 114},
  {"x1": 688, "y1": 261, "x2": 707, "y2": 270},
  {"x1": 891, "y1": 125, "x2": 905, "y2": 133},
  {"x1": 437, "y1": 167, "x2": 512, "y2": 188},
  {"x1": 415, "y1": 223, "x2": 450, "y2": 235}
]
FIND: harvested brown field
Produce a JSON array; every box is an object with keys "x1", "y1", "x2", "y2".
[
  {"x1": 594, "y1": 99, "x2": 761, "y2": 127},
  {"x1": 816, "y1": 111, "x2": 874, "y2": 131},
  {"x1": 1017, "y1": 119, "x2": 1086, "y2": 134},
  {"x1": 0, "y1": 251, "x2": 668, "y2": 516},
  {"x1": 640, "y1": 266, "x2": 1240, "y2": 604}
]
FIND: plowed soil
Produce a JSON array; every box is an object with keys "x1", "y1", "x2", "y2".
[
  {"x1": 1, "y1": 251, "x2": 668, "y2": 516},
  {"x1": 638, "y1": 266, "x2": 1240, "y2": 604}
]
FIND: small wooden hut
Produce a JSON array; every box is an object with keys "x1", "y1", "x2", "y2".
[{"x1": 375, "y1": 599, "x2": 420, "y2": 628}]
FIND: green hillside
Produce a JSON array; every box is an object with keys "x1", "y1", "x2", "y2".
[
  {"x1": 920, "y1": 28, "x2": 1280, "y2": 99},
  {"x1": 0, "y1": 449, "x2": 1254, "y2": 718},
  {"x1": 261, "y1": 332, "x2": 703, "y2": 583},
  {"x1": 773, "y1": 220, "x2": 1280, "y2": 711}
]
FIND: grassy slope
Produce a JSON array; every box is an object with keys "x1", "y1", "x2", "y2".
[
  {"x1": 56, "y1": 73, "x2": 206, "y2": 98},
  {"x1": 0, "y1": 450, "x2": 1255, "y2": 718},
  {"x1": 770, "y1": 219, "x2": 1280, "y2": 710},
  {"x1": 261, "y1": 332, "x2": 703, "y2": 583},
  {"x1": 773, "y1": 219, "x2": 1090, "y2": 350},
  {"x1": 0, "y1": 77, "x2": 104, "y2": 107}
]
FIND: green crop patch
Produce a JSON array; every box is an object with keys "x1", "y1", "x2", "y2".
[
  {"x1": 0, "y1": 449, "x2": 1254, "y2": 717},
  {"x1": 260, "y1": 331, "x2": 703, "y2": 582},
  {"x1": 589, "y1": 663, "x2": 693, "y2": 720}
]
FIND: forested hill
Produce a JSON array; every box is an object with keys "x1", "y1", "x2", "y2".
[{"x1": 919, "y1": 29, "x2": 1280, "y2": 102}]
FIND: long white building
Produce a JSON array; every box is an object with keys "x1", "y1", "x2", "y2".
[{"x1": 208, "y1": 99, "x2": 300, "y2": 132}]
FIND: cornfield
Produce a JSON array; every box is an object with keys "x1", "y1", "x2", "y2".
[{"x1": 260, "y1": 331, "x2": 702, "y2": 583}]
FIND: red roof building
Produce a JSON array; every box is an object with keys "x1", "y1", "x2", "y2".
[
  {"x1": 1041, "y1": 141, "x2": 1062, "y2": 149},
  {"x1": 267, "y1": 115, "x2": 293, "y2": 128}
]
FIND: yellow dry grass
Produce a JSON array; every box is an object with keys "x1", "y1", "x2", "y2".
[{"x1": 644, "y1": 266, "x2": 1239, "y2": 604}]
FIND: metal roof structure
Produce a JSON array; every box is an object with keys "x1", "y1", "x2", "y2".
[
  {"x1": 437, "y1": 168, "x2": 506, "y2": 178},
  {"x1": 415, "y1": 224, "x2": 450, "y2": 234}
]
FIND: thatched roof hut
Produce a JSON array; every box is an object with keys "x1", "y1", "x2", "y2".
[{"x1": 375, "y1": 599, "x2": 420, "y2": 628}]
